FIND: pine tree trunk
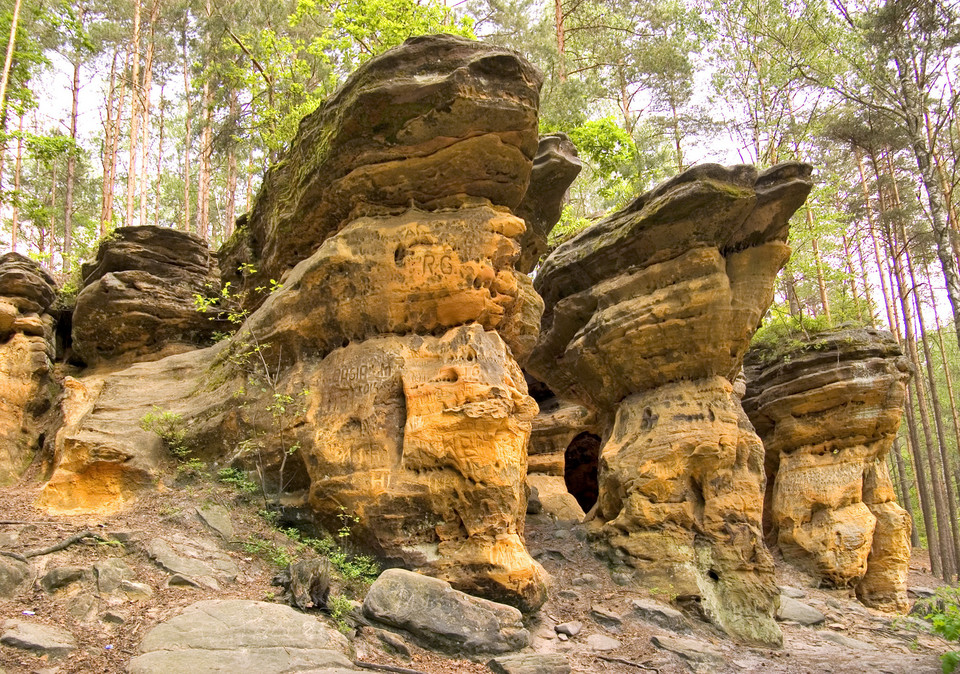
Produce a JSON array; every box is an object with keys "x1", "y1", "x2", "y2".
[
  {"x1": 841, "y1": 233, "x2": 862, "y2": 321},
  {"x1": 181, "y1": 26, "x2": 191, "y2": 232},
  {"x1": 0, "y1": 0, "x2": 22, "y2": 129},
  {"x1": 155, "y1": 86, "x2": 164, "y2": 228},
  {"x1": 10, "y1": 113, "x2": 22, "y2": 250},
  {"x1": 125, "y1": 0, "x2": 143, "y2": 227},
  {"x1": 63, "y1": 54, "x2": 81, "y2": 275},
  {"x1": 225, "y1": 89, "x2": 238, "y2": 237},
  {"x1": 888, "y1": 150, "x2": 960, "y2": 578},
  {"x1": 138, "y1": 1, "x2": 158, "y2": 231}
]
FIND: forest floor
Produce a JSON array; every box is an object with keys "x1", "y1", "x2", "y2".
[{"x1": 0, "y1": 475, "x2": 953, "y2": 674}]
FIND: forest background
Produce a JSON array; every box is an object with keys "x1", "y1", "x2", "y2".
[{"x1": 2, "y1": 0, "x2": 960, "y2": 581}]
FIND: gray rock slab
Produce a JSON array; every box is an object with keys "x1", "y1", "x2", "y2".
[
  {"x1": 779, "y1": 585, "x2": 806, "y2": 599},
  {"x1": 196, "y1": 504, "x2": 235, "y2": 540},
  {"x1": 0, "y1": 557, "x2": 33, "y2": 599},
  {"x1": 819, "y1": 631, "x2": 878, "y2": 651},
  {"x1": 590, "y1": 606, "x2": 623, "y2": 631},
  {"x1": 586, "y1": 634, "x2": 621, "y2": 651},
  {"x1": 777, "y1": 595, "x2": 826, "y2": 626},
  {"x1": 128, "y1": 599, "x2": 352, "y2": 674},
  {"x1": 651, "y1": 635, "x2": 724, "y2": 666},
  {"x1": 144, "y1": 533, "x2": 237, "y2": 590},
  {"x1": 630, "y1": 598, "x2": 688, "y2": 632},
  {"x1": 488, "y1": 653, "x2": 571, "y2": 674},
  {"x1": 94, "y1": 558, "x2": 133, "y2": 594},
  {"x1": 362, "y1": 568, "x2": 529, "y2": 654},
  {"x1": 0, "y1": 620, "x2": 76, "y2": 660},
  {"x1": 554, "y1": 621, "x2": 582, "y2": 637},
  {"x1": 40, "y1": 566, "x2": 88, "y2": 594}
]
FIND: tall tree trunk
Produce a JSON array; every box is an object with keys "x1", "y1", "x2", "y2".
[
  {"x1": 857, "y1": 147, "x2": 899, "y2": 336},
  {"x1": 896, "y1": 55, "x2": 960, "y2": 352},
  {"x1": 63, "y1": 53, "x2": 81, "y2": 275},
  {"x1": 888, "y1": 149, "x2": 960, "y2": 577},
  {"x1": 0, "y1": 0, "x2": 22, "y2": 129},
  {"x1": 841, "y1": 233, "x2": 862, "y2": 321},
  {"x1": 198, "y1": 76, "x2": 212, "y2": 239},
  {"x1": 181, "y1": 25, "x2": 191, "y2": 232},
  {"x1": 225, "y1": 89, "x2": 238, "y2": 237},
  {"x1": 155, "y1": 85, "x2": 164, "y2": 228},
  {"x1": 872, "y1": 151, "x2": 942, "y2": 575},
  {"x1": 125, "y1": 0, "x2": 143, "y2": 227},
  {"x1": 852, "y1": 224, "x2": 876, "y2": 326},
  {"x1": 138, "y1": 2, "x2": 158, "y2": 231},
  {"x1": 10, "y1": 112, "x2": 22, "y2": 250},
  {"x1": 555, "y1": 0, "x2": 565, "y2": 81}
]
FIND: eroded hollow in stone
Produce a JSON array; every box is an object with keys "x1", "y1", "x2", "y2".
[{"x1": 564, "y1": 431, "x2": 601, "y2": 512}]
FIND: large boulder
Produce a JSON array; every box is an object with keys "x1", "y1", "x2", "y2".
[
  {"x1": 72, "y1": 226, "x2": 228, "y2": 367},
  {"x1": 527, "y1": 162, "x2": 813, "y2": 645},
  {"x1": 0, "y1": 253, "x2": 59, "y2": 484},
  {"x1": 363, "y1": 569, "x2": 529, "y2": 654},
  {"x1": 224, "y1": 33, "x2": 543, "y2": 306},
  {"x1": 128, "y1": 600, "x2": 353, "y2": 673},
  {"x1": 42, "y1": 35, "x2": 547, "y2": 612},
  {"x1": 743, "y1": 327, "x2": 912, "y2": 612}
]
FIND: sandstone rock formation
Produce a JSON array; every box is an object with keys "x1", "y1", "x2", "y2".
[
  {"x1": 0, "y1": 253, "x2": 59, "y2": 484},
  {"x1": 527, "y1": 162, "x2": 813, "y2": 645},
  {"x1": 515, "y1": 133, "x2": 583, "y2": 273},
  {"x1": 222, "y1": 33, "x2": 542, "y2": 307},
  {"x1": 72, "y1": 226, "x2": 228, "y2": 367},
  {"x1": 743, "y1": 327, "x2": 912, "y2": 612},
  {"x1": 42, "y1": 35, "x2": 547, "y2": 611}
]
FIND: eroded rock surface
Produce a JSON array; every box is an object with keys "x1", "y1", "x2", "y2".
[
  {"x1": 515, "y1": 133, "x2": 583, "y2": 273},
  {"x1": 743, "y1": 327, "x2": 912, "y2": 612},
  {"x1": 41, "y1": 35, "x2": 547, "y2": 612},
  {"x1": 0, "y1": 253, "x2": 59, "y2": 484},
  {"x1": 224, "y1": 33, "x2": 542, "y2": 305},
  {"x1": 527, "y1": 162, "x2": 813, "y2": 644},
  {"x1": 72, "y1": 226, "x2": 227, "y2": 367}
]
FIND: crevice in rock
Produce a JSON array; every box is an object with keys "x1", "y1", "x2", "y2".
[{"x1": 564, "y1": 432, "x2": 601, "y2": 512}]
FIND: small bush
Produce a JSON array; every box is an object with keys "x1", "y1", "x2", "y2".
[
  {"x1": 217, "y1": 467, "x2": 259, "y2": 494},
  {"x1": 140, "y1": 407, "x2": 190, "y2": 459},
  {"x1": 917, "y1": 587, "x2": 960, "y2": 672}
]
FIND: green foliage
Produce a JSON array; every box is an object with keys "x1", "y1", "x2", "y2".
[
  {"x1": 243, "y1": 536, "x2": 296, "y2": 568},
  {"x1": 327, "y1": 593, "x2": 353, "y2": 634},
  {"x1": 140, "y1": 407, "x2": 191, "y2": 460},
  {"x1": 282, "y1": 525, "x2": 380, "y2": 587},
  {"x1": 217, "y1": 467, "x2": 259, "y2": 494},
  {"x1": 918, "y1": 587, "x2": 960, "y2": 672}
]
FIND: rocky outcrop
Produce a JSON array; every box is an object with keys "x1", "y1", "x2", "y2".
[
  {"x1": 515, "y1": 133, "x2": 582, "y2": 273},
  {"x1": 223, "y1": 33, "x2": 543, "y2": 306},
  {"x1": 527, "y1": 162, "x2": 813, "y2": 645},
  {"x1": 72, "y1": 226, "x2": 228, "y2": 367},
  {"x1": 42, "y1": 35, "x2": 547, "y2": 612},
  {"x1": 743, "y1": 327, "x2": 912, "y2": 612},
  {"x1": 0, "y1": 253, "x2": 59, "y2": 484}
]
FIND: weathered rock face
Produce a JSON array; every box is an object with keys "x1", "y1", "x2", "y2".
[
  {"x1": 224, "y1": 33, "x2": 543, "y2": 305},
  {"x1": 743, "y1": 327, "x2": 912, "y2": 612},
  {"x1": 527, "y1": 162, "x2": 813, "y2": 645},
  {"x1": 0, "y1": 253, "x2": 59, "y2": 484},
  {"x1": 42, "y1": 35, "x2": 547, "y2": 612},
  {"x1": 515, "y1": 133, "x2": 583, "y2": 273},
  {"x1": 72, "y1": 226, "x2": 228, "y2": 367}
]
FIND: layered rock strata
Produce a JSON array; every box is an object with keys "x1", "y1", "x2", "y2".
[
  {"x1": 527, "y1": 162, "x2": 813, "y2": 645},
  {"x1": 42, "y1": 35, "x2": 547, "y2": 611},
  {"x1": 0, "y1": 253, "x2": 59, "y2": 484},
  {"x1": 72, "y1": 226, "x2": 228, "y2": 367},
  {"x1": 515, "y1": 133, "x2": 583, "y2": 273},
  {"x1": 221, "y1": 33, "x2": 542, "y2": 307},
  {"x1": 743, "y1": 327, "x2": 912, "y2": 612}
]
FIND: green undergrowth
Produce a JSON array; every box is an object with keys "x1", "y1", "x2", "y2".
[
  {"x1": 749, "y1": 313, "x2": 868, "y2": 366},
  {"x1": 916, "y1": 587, "x2": 960, "y2": 672}
]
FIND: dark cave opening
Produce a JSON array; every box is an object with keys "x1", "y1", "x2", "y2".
[{"x1": 564, "y1": 432, "x2": 602, "y2": 512}]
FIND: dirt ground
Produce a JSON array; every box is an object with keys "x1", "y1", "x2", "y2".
[{"x1": 0, "y1": 477, "x2": 953, "y2": 674}]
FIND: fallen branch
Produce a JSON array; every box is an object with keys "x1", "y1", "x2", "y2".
[
  {"x1": 0, "y1": 550, "x2": 27, "y2": 563},
  {"x1": 23, "y1": 531, "x2": 105, "y2": 558},
  {"x1": 353, "y1": 661, "x2": 428, "y2": 674},
  {"x1": 597, "y1": 655, "x2": 660, "y2": 672}
]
